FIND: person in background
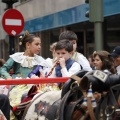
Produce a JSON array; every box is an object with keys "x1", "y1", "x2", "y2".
[
  {"x1": 0, "y1": 59, "x2": 14, "y2": 77},
  {"x1": 92, "y1": 51, "x2": 116, "y2": 104},
  {"x1": 49, "y1": 42, "x2": 57, "y2": 61},
  {"x1": 0, "y1": 59, "x2": 5, "y2": 68},
  {"x1": 0, "y1": 31, "x2": 44, "y2": 79},
  {"x1": 93, "y1": 51, "x2": 116, "y2": 74},
  {"x1": 59, "y1": 30, "x2": 92, "y2": 71},
  {"x1": 109, "y1": 46, "x2": 120, "y2": 75},
  {"x1": 0, "y1": 59, "x2": 5, "y2": 78},
  {"x1": 0, "y1": 94, "x2": 10, "y2": 120},
  {"x1": 88, "y1": 54, "x2": 95, "y2": 70},
  {"x1": 0, "y1": 60, "x2": 10, "y2": 120}
]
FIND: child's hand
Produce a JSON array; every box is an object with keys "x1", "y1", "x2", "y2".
[{"x1": 59, "y1": 57, "x2": 66, "y2": 68}]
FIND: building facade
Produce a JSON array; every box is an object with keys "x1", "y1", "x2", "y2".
[{"x1": 0, "y1": 0, "x2": 120, "y2": 60}]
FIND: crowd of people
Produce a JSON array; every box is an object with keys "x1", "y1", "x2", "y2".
[{"x1": 0, "y1": 30, "x2": 120, "y2": 119}]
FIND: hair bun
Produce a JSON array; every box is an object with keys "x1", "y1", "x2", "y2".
[{"x1": 19, "y1": 30, "x2": 29, "y2": 46}]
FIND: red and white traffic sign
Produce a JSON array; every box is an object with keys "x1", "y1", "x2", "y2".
[{"x1": 2, "y1": 9, "x2": 24, "y2": 36}]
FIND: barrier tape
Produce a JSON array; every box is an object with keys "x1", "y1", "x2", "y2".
[{"x1": 0, "y1": 77, "x2": 69, "y2": 85}]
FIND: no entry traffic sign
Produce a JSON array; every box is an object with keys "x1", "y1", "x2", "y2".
[{"x1": 2, "y1": 9, "x2": 24, "y2": 36}]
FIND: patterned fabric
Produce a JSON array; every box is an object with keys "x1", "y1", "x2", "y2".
[
  {"x1": 22, "y1": 90, "x2": 61, "y2": 120},
  {"x1": 37, "y1": 83, "x2": 59, "y2": 92},
  {"x1": 9, "y1": 85, "x2": 30, "y2": 107}
]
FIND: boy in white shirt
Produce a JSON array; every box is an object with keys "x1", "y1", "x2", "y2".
[
  {"x1": 59, "y1": 31, "x2": 92, "y2": 71},
  {"x1": 29, "y1": 40, "x2": 81, "y2": 78},
  {"x1": 29, "y1": 40, "x2": 81, "y2": 90},
  {"x1": 47, "y1": 39, "x2": 81, "y2": 77}
]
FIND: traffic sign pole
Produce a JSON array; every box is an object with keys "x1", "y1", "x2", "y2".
[
  {"x1": 4, "y1": 2, "x2": 14, "y2": 55},
  {"x1": 9, "y1": 36, "x2": 15, "y2": 55},
  {"x1": 2, "y1": 1, "x2": 24, "y2": 55},
  {"x1": 8, "y1": 3, "x2": 14, "y2": 55}
]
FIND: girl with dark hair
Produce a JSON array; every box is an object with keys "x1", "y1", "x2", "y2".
[
  {"x1": 93, "y1": 50, "x2": 116, "y2": 74},
  {"x1": 0, "y1": 31, "x2": 44, "y2": 79},
  {"x1": 0, "y1": 31, "x2": 45, "y2": 119}
]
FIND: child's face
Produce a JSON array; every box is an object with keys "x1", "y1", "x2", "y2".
[
  {"x1": 94, "y1": 55, "x2": 102, "y2": 70},
  {"x1": 69, "y1": 40, "x2": 77, "y2": 53},
  {"x1": 28, "y1": 37, "x2": 41, "y2": 55},
  {"x1": 112, "y1": 56, "x2": 120, "y2": 67},
  {"x1": 56, "y1": 48, "x2": 72, "y2": 61}
]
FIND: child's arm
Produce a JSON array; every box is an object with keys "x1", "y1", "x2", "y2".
[
  {"x1": 58, "y1": 58, "x2": 81, "y2": 77},
  {"x1": 61, "y1": 62, "x2": 81, "y2": 77},
  {"x1": 28, "y1": 65, "x2": 42, "y2": 78},
  {"x1": 0, "y1": 58, "x2": 14, "y2": 79}
]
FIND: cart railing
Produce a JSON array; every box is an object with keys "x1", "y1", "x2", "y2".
[{"x1": 0, "y1": 77, "x2": 69, "y2": 85}]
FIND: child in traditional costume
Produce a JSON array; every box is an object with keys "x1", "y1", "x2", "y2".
[
  {"x1": 59, "y1": 30, "x2": 92, "y2": 71},
  {"x1": 0, "y1": 31, "x2": 45, "y2": 119},
  {"x1": 0, "y1": 31, "x2": 44, "y2": 79},
  {"x1": 48, "y1": 39, "x2": 81, "y2": 77}
]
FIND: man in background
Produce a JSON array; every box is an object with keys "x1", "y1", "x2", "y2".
[{"x1": 110, "y1": 46, "x2": 120, "y2": 75}]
